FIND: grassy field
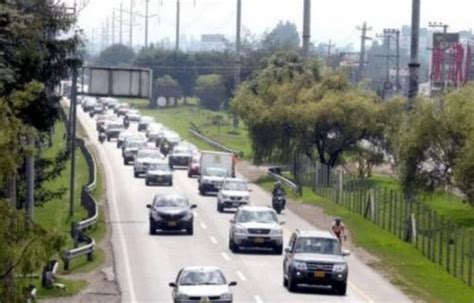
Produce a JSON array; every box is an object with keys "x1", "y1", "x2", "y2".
[
  {"x1": 258, "y1": 177, "x2": 474, "y2": 303},
  {"x1": 125, "y1": 99, "x2": 253, "y2": 158}
]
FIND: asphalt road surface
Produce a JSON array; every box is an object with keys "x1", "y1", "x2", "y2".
[{"x1": 77, "y1": 107, "x2": 412, "y2": 303}]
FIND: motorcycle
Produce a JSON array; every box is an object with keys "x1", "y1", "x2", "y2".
[
  {"x1": 272, "y1": 193, "x2": 286, "y2": 214},
  {"x1": 98, "y1": 132, "x2": 106, "y2": 144},
  {"x1": 124, "y1": 119, "x2": 130, "y2": 129}
]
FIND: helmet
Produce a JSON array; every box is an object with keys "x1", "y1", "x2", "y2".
[
  {"x1": 335, "y1": 217, "x2": 342, "y2": 224},
  {"x1": 274, "y1": 180, "x2": 282, "y2": 187}
]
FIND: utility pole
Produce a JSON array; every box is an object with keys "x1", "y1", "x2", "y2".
[
  {"x1": 105, "y1": 17, "x2": 110, "y2": 47},
  {"x1": 120, "y1": 1, "x2": 123, "y2": 44},
  {"x1": 129, "y1": 0, "x2": 134, "y2": 49},
  {"x1": 69, "y1": 66, "x2": 78, "y2": 218},
  {"x1": 302, "y1": 0, "x2": 311, "y2": 65},
  {"x1": 145, "y1": 0, "x2": 150, "y2": 47},
  {"x1": 175, "y1": 0, "x2": 180, "y2": 54},
  {"x1": 408, "y1": 0, "x2": 421, "y2": 103},
  {"x1": 429, "y1": 21, "x2": 449, "y2": 92},
  {"x1": 323, "y1": 39, "x2": 335, "y2": 66},
  {"x1": 377, "y1": 29, "x2": 401, "y2": 98},
  {"x1": 356, "y1": 22, "x2": 372, "y2": 82},
  {"x1": 112, "y1": 11, "x2": 116, "y2": 45},
  {"x1": 233, "y1": 0, "x2": 242, "y2": 128},
  {"x1": 395, "y1": 30, "x2": 401, "y2": 90}
]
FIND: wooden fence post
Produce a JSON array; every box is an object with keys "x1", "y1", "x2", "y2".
[{"x1": 439, "y1": 218, "x2": 444, "y2": 266}]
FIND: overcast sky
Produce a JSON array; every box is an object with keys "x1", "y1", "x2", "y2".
[{"x1": 72, "y1": 0, "x2": 474, "y2": 50}]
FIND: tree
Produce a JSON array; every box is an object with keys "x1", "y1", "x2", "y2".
[
  {"x1": 232, "y1": 51, "x2": 381, "y2": 167},
  {"x1": 261, "y1": 21, "x2": 300, "y2": 54},
  {"x1": 399, "y1": 85, "x2": 474, "y2": 205},
  {"x1": 154, "y1": 75, "x2": 181, "y2": 107},
  {"x1": 95, "y1": 44, "x2": 135, "y2": 67},
  {"x1": 195, "y1": 74, "x2": 227, "y2": 110}
]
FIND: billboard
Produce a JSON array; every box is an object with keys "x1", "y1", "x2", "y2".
[
  {"x1": 79, "y1": 67, "x2": 152, "y2": 99},
  {"x1": 432, "y1": 33, "x2": 459, "y2": 48}
]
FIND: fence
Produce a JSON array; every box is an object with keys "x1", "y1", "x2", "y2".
[{"x1": 293, "y1": 155, "x2": 474, "y2": 287}]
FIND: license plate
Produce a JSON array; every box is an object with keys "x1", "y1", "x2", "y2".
[
  {"x1": 254, "y1": 238, "x2": 264, "y2": 243},
  {"x1": 168, "y1": 221, "x2": 177, "y2": 227},
  {"x1": 314, "y1": 271, "x2": 325, "y2": 278},
  {"x1": 232, "y1": 202, "x2": 240, "y2": 207}
]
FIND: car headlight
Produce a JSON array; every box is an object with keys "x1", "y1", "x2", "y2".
[
  {"x1": 292, "y1": 260, "x2": 307, "y2": 271},
  {"x1": 270, "y1": 228, "x2": 283, "y2": 235},
  {"x1": 176, "y1": 293, "x2": 189, "y2": 300},
  {"x1": 235, "y1": 226, "x2": 247, "y2": 234},
  {"x1": 183, "y1": 212, "x2": 193, "y2": 220},
  {"x1": 333, "y1": 263, "x2": 347, "y2": 272},
  {"x1": 221, "y1": 194, "x2": 230, "y2": 200},
  {"x1": 220, "y1": 292, "x2": 232, "y2": 300}
]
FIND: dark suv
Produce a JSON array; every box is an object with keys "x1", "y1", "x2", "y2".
[
  {"x1": 283, "y1": 230, "x2": 350, "y2": 295},
  {"x1": 147, "y1": 193, "x2": 197, "y2": 235}
]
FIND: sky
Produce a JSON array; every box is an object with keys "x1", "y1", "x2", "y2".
[{"x1": 70, "y1": 0, "x2": 474, "y2": 52}]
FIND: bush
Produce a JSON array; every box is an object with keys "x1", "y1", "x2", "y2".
[{"x1": 195, "y1": 74, "x2": 226, "y2": 110}]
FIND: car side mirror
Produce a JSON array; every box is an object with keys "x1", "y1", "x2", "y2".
[
  {"x1": 190, "y1": 204, "x2": 197, "y2": 209},
  {"x1": 229, "y1": 281, "x2": 237, "y2": 287},
  {"x1": 248, "y1": 189, "x2": 253, "y2": 192},
  {"x1": 146, "y1": 204, "x2": 152, "y2": 209},
  {"x1": 169, "y1": 282, "x2": 177, "y2": 288},
  {"x1": 279, "y1": 221, "x2": 286, "y2": 225},
  {"x1": 342, "y1": 249, "x2": 351, "y2": 257},
  {"x1": 229, "y1": 219, "x2": 235, "y2": 224},
  {"x1": 284, "y1": 247, "x2": 292, "y2": 253}
]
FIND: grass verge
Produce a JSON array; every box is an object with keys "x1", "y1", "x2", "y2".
[
  {"x1": 33, "y1": 277, "x2": 88, "y2": 299},
  {"x1": 258, "y1": 176, "x2": 474, "y2": 303},
  {"x1": 125, "y1": 99, "x2": 252, "y2": 158}
]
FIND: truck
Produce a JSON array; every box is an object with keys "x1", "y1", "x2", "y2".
[{"x1": 198, "y1": 151, "x2": 235, "y2": 195}]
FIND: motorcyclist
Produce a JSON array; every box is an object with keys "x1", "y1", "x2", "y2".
[
  {"x1": 331, "y1": 217, "x2": 347, "y2": 244},
  {"x1": 272, "y1": 181, "x2": 287, "y2": 209},
  {"x1": 98, "y1": 131, "x2": 106, "y2": 143}
]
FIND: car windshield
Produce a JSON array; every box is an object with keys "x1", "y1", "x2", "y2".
[
  {"x1": 148, "y1": 163, "x2": 170, "y2": 171},
  {"x1": 137, "y1": 150, "x2": 162, "y2": 159},
  {"x1": 141, "y1": 117, "x2": 153, "y2": 123},
  {"x1": 108, "y1": 124, "x2": 123, "y2": 130},
  {"x1": 179, "y1": 270, "x2": 226, "y2": 286},
  {"x1": 223, "y1": 181, "x2": 247, "y2": 191},
  {"x1": 154, "y1": 195, "x2": 189, "y2": 207},
  {"x1": 128, "y1": 110, "x2": 139, "y2": 115},
  {"x1": 237, "y1": 210, "x2": 277, "y2": 224},
  {"x1": 205, "y1": 167, "x2": 228, "y2": 177},
  {"x1": 293, "y1": 238, "x2": 341, "y2": 255},
  {"x1": 127, "y1": 142, "x2": 146, "y2": 148},
  {"x1": 173, "y1": 146, "x2": 191, "y2": 153}
]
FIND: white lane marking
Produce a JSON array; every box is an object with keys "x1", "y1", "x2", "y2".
[
  {"x1": 81, "y1": 117, "x2": 138, "y2": 302},
  {"x1": 349, "y1": 281, "x2": 376, "y2": 303},
  {"x1": 221, "y1": 252, "x2": 231, "y2": 261},
  {"x1": 236, "y1": 271, "x2": 247, "y2": 281},
  {"x1": 200, "y1": 222, "x2": 207, "y2": 230},
  {"x1": 194, "y1": 211, "x2": 199, "y2": 218},
  {"x1": 254, "y1": 295, "x2": 264, "y2": 303},
  {"x1": 209, "y1": 236, "x2": 218, "y2": 245}
]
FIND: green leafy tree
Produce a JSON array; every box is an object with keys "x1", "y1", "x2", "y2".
[
  {"x1": 195, "y1": 74, "x2": 227, "y2": 110},
  {"x1": 96, "y1": 44, "x2": 135, "y2": 67},
  {"x1": 261, "y1": 21, "x2": 301, "y2": 54},
  {"x1": 154, "y1": 75, "x2": 181, "y2": 107},
  {"x1": 399, "y1": 85, "x2": 474, "y2": 205}
]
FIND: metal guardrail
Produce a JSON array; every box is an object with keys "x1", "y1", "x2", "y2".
[
  {"x1": 268, "y1": 167, "x2": 302, "y2": 195},
  {"x1": 62, "y1": 137, "x2": 99, "y2": 271},
  {"x1": 188, "y1": 128, "x2": 244, "y2": 158}
]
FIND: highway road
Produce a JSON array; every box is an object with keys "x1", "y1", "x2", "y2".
[{"x1": 77, "y1": 106, "x2": 412, "y2": 303}]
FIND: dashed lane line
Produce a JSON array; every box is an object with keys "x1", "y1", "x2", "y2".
[
  {"x1": 254, "y1": 295, "x2": 264, "y2": 303},
  {"x1": 200, "y1": 222, "x2": 208, "y2": 230},
  {"x1": 236, "y1": 271, "x2": 247, "y2": 281},
  {"x1": 221, "y1": 252, "x2": 231, "y2": 261},
  {"x1": 209, "y1": 236, "x2": 218, "y2": 245},
  {"x1": 349, "y1": 281, "x2": 376, "y2": 303}
]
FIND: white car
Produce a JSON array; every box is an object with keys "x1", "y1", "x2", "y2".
[
  {"x1": 229, "y1": 206, "x2": 284, "y2": 254},
  {"x1": 217, "y1": 178, "x2": 250, "y2": 212},
  {"x1": 170, "y1": 266, "x2": 237, "y2": 303}
]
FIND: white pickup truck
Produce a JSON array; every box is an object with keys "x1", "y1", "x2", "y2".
[{"x1": 198, "y1": 151, "x2": 235, "y2": 195}]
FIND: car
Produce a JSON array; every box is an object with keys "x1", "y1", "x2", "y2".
[
  {"x1": 159, "y1": 131, "x2": 181, "y2": 156},
  {"x1": 229, "y1": 206, "x2": 284, "y2": 254},
  {"x1": 198, "y1": 167, "x2": 229, "y2": 195},
  {"x1": 125, "y1": 109, "x2": 141, "y2": 122},
  {"x1": 105, "y1": 121, "x2": 125, "y2": 141},
  {"x1": 138, "y1": 116, "x2": 154, "y2": 132},
  {"x1": 169, "y1": 266, "x2": 237, "y2": 303},
  {"x1": 283, "y1": 230, "x2": 350, "y2": 295},
  {"x1": 82, "y1": 97, "x2": 97, "y2": 112},
  {"x1": 147, "y1": 193, "x2": 196, "y2": 235},
  {"x1": 95, "y1": 113, "x2": 115, "y2": 132},
  {"x1": 115, "y1": 103, "x2": 130, "y2": 116},
  {"x1": 145, "y1": 161, "x2": 173, "y2": 186},
  {"x1": 122, "y1": 140, "x2": 147, "y2": 165},
  {"x1": 145, "y1": 122, "x2": 163, "y2": 141},
  {"x1": 217, "y1": 178, "x2": 250, "y2": 212},
  {"x1": 90, "y1": 103, "x2": 105, "y2": 117},
  {"x1": 187, "y1": 154, "x2": 200, "y2": 178},
  {"x1": 168, "y1": 144, "x2": 193, "y2": 168},
  {"x1": 121, "y1": 132, "x2": 147, "y2": 151},
  {"x1": 133, "y1": 148, "x2": 164, "y2": 177}
]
